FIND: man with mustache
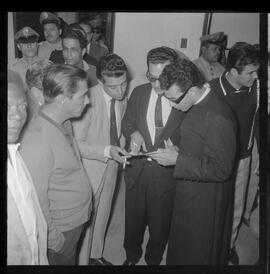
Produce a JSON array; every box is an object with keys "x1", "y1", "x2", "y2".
[{"x1": 38, "y1": 12, "x2": 63, "y2": 60}]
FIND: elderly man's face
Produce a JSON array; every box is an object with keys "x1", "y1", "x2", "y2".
[{"x1": 8, "y1": 83, "x2": 27, "y2": 143}]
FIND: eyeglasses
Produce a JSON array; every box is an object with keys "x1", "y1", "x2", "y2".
[
  {"x1": 146, "y1": 71, "x2": 160, "y2": 83},
  {"x1": 91, "y1": 30, "x2": 101, "y2": 34}
]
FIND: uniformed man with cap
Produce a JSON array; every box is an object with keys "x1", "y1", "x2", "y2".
[
  {"x1": 38, "y1": 12, "x2": 62, "y2": 60},
  {"x1": 11, "y1": 26, "x2": 42, "y2": 85},
  {"x1": 88, "y1": 15, "x2": 109, "y2": 63},
  {"x1": 193, "y1": 32, "x2": 226, "y2": 81}
]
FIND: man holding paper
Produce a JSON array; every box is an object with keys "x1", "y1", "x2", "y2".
[{"x1": 121, "y1": 47, "x2": 185, "y2": 265}]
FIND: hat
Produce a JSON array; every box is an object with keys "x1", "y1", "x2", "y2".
[
  {"x1": 14, "y1": 26, "x2": 40, "y2": 43},
  {"x1": 200, "y1": 32, "x2": 226, "y2": 45},
  {"x1": 89, "y1": 15, "x2": 102, "y2": 28},
  {"x1": 40, "y1": 12, "x2": 61, "y2": 26}
]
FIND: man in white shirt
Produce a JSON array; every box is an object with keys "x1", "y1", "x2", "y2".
[
  {"x1": 7, "y1": 70, "x2": 48, "y2": 265},
  {"x1": 38, "y1": 12, "x2": 63, "y2": 60},
  {"x1": 193, "y1": 32, "x2": 226, "y2": 81},
  {"x1": 72, "y1": 53, "x2": 130, "y2": 265},
  {"x1": 121, "y1": 47, "x2": 185, "y2": 265}
]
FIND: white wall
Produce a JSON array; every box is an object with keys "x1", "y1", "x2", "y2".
[
  {"x1": 210, "y1": 13, "x2": 259, "y2": 47},
  {"x1": 113, "y1": 12, "x2": 205, "y2": 79}
]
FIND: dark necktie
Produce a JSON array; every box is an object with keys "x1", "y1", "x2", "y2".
[
  {"x1": 154, "y1": 94, "x2": 164, "y2": 144},
  {"x1": 110, "y1": 99, "x2": 119, "y2": 146}
]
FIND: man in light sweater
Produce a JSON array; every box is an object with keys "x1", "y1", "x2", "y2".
[{"x1": 20, "y1": 64, "x2": 93, "y2": 265}]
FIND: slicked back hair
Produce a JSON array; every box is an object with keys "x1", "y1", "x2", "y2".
[
  {"x1": 96, "y1": 53, "x2": 128, "y2": 80},
  {"x1": 147, "y1": 46, "x2": 179, "y2": 67},
  {"x1": 159, "y1": 59, "x2": 206, "y2": 93},
  {"x1": 42, "y1": 64, "x2": 88, "y2": 103},
  {"x1": 226, "y1": 42, "x2": 259, "y2": 73}
]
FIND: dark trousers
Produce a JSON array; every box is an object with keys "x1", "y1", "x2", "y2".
[
  {"x1": 124, "y1": 161, "x2": 176, "y2": 265},
  {"x1": 47, "y1": 224, "x2": 85, "y2": 265}
]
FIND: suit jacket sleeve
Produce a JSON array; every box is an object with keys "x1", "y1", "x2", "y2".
[
  {"x1": 174, "y1": 114, "x2": 236, "y2": 182},
  {"x1": 72, "y1": 105, "x2": 108, "y2": 163},
  {"x1": 20, "y1": 135, "x2": 65, "y2": 252}
]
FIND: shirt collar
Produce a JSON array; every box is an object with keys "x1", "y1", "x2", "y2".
[
  {"x1": 220, "y1": 72, "x2": 251, "y2": 95},
  {"x1": 194, "y1": 83, "x2": 211, "y2": 105},
  {"x1": 83, "y1": 60, "x2": 90, "y2": 71},
  {"x1": 101, "y1": 85, "x2": 114, "y2": 104}
]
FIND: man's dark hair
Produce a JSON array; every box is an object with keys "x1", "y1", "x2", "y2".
[
  {"x1": 226, "y1": 42, "x2": 259, "y2": 73},
  {"x1": 147, "y1": 46, "x2": 179, "y2": 67},
  {"x1": 62, "y1": 23, "x2": 88, "y2": 49},
  {"x1": 159, "y1": 59, "x2": 206, "y2": 93},
  {"x1": 42, "y1": 64, "x2": 88, "y2": 103},
  {"x1": 96, "y1": 53, "x2": 128, "y2": 80}
]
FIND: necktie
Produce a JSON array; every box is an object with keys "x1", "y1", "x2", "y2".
[
  {"x1": 154, "y1": 94, "x2": 164, "y2": 144},
  {"x1": 110, "y1": 99, "x2": 119, "y2": 146}
]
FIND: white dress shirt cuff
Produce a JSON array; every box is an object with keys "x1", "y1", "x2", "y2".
[{"x1": 104, "y1": 145, "x2": 112, "y2": 158}]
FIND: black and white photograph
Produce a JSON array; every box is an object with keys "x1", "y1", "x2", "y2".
[{"x1": 3, "y1": 11, "x2": 269, "y2": 272}]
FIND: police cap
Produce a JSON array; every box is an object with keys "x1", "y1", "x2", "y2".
[
  {"x1": 14, "y1": 26, "x2": 40, "y2": 43},
  {"x1": 40, "y1": 12, "x2": 61, "y2": 26},
  {"x1": 200, "y1": 32, "x2": 225, "y2": 45}
]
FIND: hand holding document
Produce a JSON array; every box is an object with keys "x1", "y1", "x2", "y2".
[{"x1": 147, "y1": 139, "x2": 179, "y2": 166}]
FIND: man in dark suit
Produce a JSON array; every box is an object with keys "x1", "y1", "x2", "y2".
[
  {"x1": 151, "y1": 59, "x2": 237, "y2": 265},
  {"x1": 121, "y1": 46, "x2": 185, "y2": 265}
]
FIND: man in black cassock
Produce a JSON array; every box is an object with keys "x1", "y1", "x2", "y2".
[{"x1": 150, "y1": 59, "x2": 238, "y2": 265}]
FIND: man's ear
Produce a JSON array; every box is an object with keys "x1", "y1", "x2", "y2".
[
  {"x1": 201, "y1": 46, "x2": 206, "y2": 56},
  {"x1": 59, "y1": 28, "x2": 62, "y2": 36},
  {"x1": 230, "y1": 68, "x2": 239, "y2": 77},
  {"x1": 55, "y1": 93, "x2": 66, "y2": 108}
]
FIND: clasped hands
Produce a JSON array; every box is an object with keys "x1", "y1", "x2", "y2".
[{"x1": 130, "y1": 131, "x2": 179, "y2": 166}]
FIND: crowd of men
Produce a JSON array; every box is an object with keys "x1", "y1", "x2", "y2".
[{"x1": 7, "y1": 12, "x2": 264, "y2": 266}]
